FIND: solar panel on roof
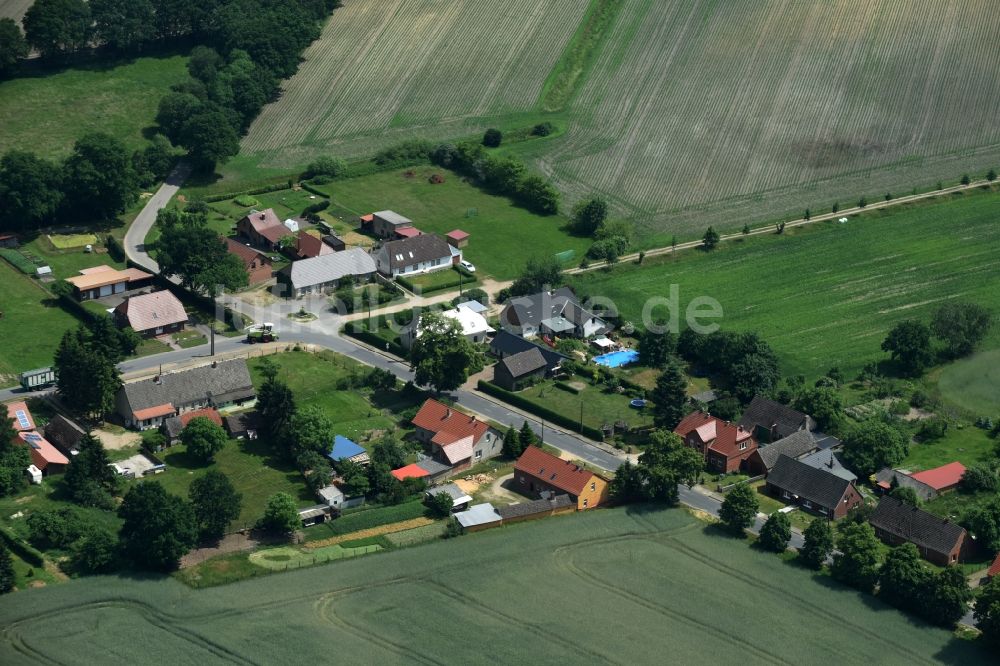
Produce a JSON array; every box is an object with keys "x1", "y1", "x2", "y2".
[
  {"x1": 15, "y1": 410, "x2": 30, "y2": 429},
  {"x1": 22, "y1": 433, "x2": 42, "y2": 449}
]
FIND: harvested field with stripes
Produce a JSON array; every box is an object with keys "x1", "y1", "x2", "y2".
[
  {"x1": 0, "y1": 507, "x2": 989, "y2": 664},
  {"x1": 242, "y1": 0, "x2": 590, "y2": 166},
  {"x1": 240, "y1": 0, "x2": 1000, "y2": 241}
]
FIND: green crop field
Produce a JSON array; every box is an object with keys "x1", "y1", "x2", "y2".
[
  {"x1": 570, "y1": 188, "x2": 1000, "y2": 379},
  {"x1": 0, "y1": 54, "x2": 189, "y2": 160},
  {"x1": 233, "y1": 0, "x2": 1000, "y2": 241},
  {"x1": 0, "y1": 507, "x2": 989, "y2": 664},
  {"x1": 240, "y1": 0, "x2": 591, "y2": 169},
  {"x1": 937, "y1": 349, "x2": 1000, "y2": 416}
]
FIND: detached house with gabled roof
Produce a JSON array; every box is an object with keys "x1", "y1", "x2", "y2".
[
  {"x1": 499, "y1": 287, "x2": 608, "y2": 340},
  {"x1": 513, "y1": 446, "x2": 609, "y2": 510},
  {"x1": 113, "y1": 290, "x2": 188, "y2": 338},
  {"x1": 374, "y1": 234, "x2": 459, "y2": 278},
  {"x1": 411, "y1": 399, "x2": 502, "y2": 472},
  {"x1": 745, "y1": 429, "x2": 820, "y2": 476},
  {"x1": 870, "y1": 496, "x2": 970, "y2": 566},
  {"x1": 6, "y1": 401, "x2": 69, "y2": 477},
  {"x1": 224, "y1": 237, "x2": 273, "y2": 285},
  {"x1": 738, "y1": 395, "x2": 815, "y2": 443},
  {"x1": 674, "y1": 411, "x2": 757, "y2": 473},
  {"x1": 115, "y1": 359, "x2": 256, "y2": 430},
  {"x1": 237, "y1": 208, "x2": 289, "y2": 251},
  {"x1": 765, "y1": 454, "x2": 863, "y2": 519}
]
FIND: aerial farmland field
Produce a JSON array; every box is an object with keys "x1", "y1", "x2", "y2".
[
  {"x1": 0, "y1": 507, "x2": 988, "y2": 665},
  {"x1": 238, "y1": 0, "x2": 1000, "y2": 241},
  {"x1": 0, "y1": 0, "x2": 31, "y2": 24},
  {"x1": 570, "y1": 187, "x2": 1000, "y2": 379}
]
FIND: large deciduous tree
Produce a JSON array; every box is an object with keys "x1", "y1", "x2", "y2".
[
  {"x1": 878, "y1": 543, "x2": 927, "y2": 612},
  {"x1": 180, "y1": 109, "x2": 241, "y2": 169},
  {"x1": 931, "y1": 302, "x2": 992, "y2": 359},
  {"x1": 800, "y1": 519, "x2": 834, "y2": 569},
  {"x1": 189, "y1": 470, "x2": 242, "y2": 542},
  {"x1": 90, "y1": 0, "x2": 156, "y2": 51},
  {"x1": 881, "y1": 319, "x2": 933, "y2": 377},
  {"x1": 61, "y1": 133, "x2": 138, "y2": 221},
  {"x1": 570, "y1": 197, "x2": 608, "y2": 236},
  {"x1": 0, "y1": 414, "x2": 31, "y2": 497},
  {"x1": 63, "y1": 433, "x2": 121, "y2": 508},
  {"x1": 793, "y1": 387, "x2": 843, "y2": 433},
  {"x1": 0, "y1": 150, "x2": 63, "y2": 232},
  {"x1": 758, "y1": 511, "x2": 792, "y2": 552},
  {"x1": 975, "y1": 576, "x2": 1000, "y2": 644},
  {"x1": 287, "y1": 406, "x2": 334, "y2": 459},
  {"x1": 509, "y1": 256, "x2": 562, "y2": 297},
  {"x1": 154, "y1": 208, "x2": 248, "y2": 295},
  {"x1": 0, "y1": 19, "x2": 29, "y2": 78},
  {"x1": 118, "y1": 482, "x2": 197, "y2": 571},
  {"x1": 180, "y1": 417, "x2": 228, "y2": 462},
  {"x1": 718, "y1": 483, "x2": 758, "y2": 535},
  {"x1": 831, "y1": 522, "x2": 882, "y2": 592},
  {"x1": 841, "y1": 421, "x2": 908, "y2": 478},
  {"x1": 410, "y1": 313, "x2": 484, "y2": 393},
  {"x1": 23, "y1": 0, "x2": 91, "y2": 58},
  {"x1": 637, "y1": 327, "x2": 676, "y2": 369},
  {"x1": 261, "y1": 492, "x2": 300, "y2": 534}
]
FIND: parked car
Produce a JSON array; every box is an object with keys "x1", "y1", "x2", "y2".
[{"x1": 460, "y1": 260, "x2": 476, "y2": 273}]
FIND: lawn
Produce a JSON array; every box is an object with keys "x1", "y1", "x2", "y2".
[
  {"x1": 570, "y1": 188, "x2": 1000, "y2": 379},
  {"x1": 903, "y1": 426, "x2": 996, "y2": 472},
  {"x1": 0, "y1": 506, "x2": 991, "y2": 664},
  {"x1": 171, "y1": 330, "x2": 207, "y2": 349},
  {"x1": 305, "y1": 166, "x2": 591, "y2": 280},
  {"x1": 511, "y1": 375, "x2": 653, "y2": 432},
  {"x1": 0, "y1": 260, "x2": 81, "y2": 384},
  {"x1": 47, "y1": 234, "x2": 98, "y2": 250},
  {"x1": 20, "y1": 235, "x2": 126, "y2": 282},
  {"x1": 937, "y1": 349, "x2": 1000, "y2": 416},
  {"x1": 248, "y1": 350, "x2": 423, "y2": 445},
  {"x1": 401, "y1": 266, "x2": 479, "y2": 294},
  {"x1": 0, "y1": 53, "x2": 190, "y2": 160}
]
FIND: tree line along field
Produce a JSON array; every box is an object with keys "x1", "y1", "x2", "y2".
[
  {"x1": 236, "y1": 0, "x2": 1000, "y2": 241},
  {"x1": 570, "y1": 187, "x2": 1000, "y2": 380},
  {"x1": 0, "y1": 507, "x2": 988, "y2": 665},
  {"x1": 0, "y1": 54, "x2": 189, "y2": 161},
  {"x1": 239, "y1": 0, "x2": 591, "y2": 169}
]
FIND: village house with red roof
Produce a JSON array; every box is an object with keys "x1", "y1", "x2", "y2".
[
  {"x1": 513, "y1": 446, "x2": 608, "y2": 510},
  {"x1": 236, "y1": 208, "x2": 290, "y2": 251},
  {"x1": 674, "y1": 411, "x2": 758, "y2": 474},
  {"x1": 224, "y1": 237, "x2": 274, "y2": 285},
  {"x1": 411, "y1": 399, "x2": 502, "y2": 473},
  {"x1": 909, "y1": 461, "x2": 966, "y2": 494},
  {"x1": 6, "y1": 401, "x2": 69, "y2": 477}
]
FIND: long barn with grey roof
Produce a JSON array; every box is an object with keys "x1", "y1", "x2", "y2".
[
  {"x1": 278, "y1": 248, "x2": 376, "y2": 297},
  {"x1": 115, "y1": 359, "x2": 256, "y2": 430}
]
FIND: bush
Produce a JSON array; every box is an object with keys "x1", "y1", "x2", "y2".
[
  {"x1": 482, "y1": 128, "x2": 503, "y2": 147},
  {"x1": 303, "y1": 156, "x2": 348, "y2": 180},
  {"x1": 961, "y1": 463, "x2": 998, "y2": 493},
  {"x1": 374, "y1": 139, "x2": 433, "y2": 166},
  {"x1": 916, "y1": 418, "x2": 948, "y2": 442},
  {"x1": 531, "y1": 122, "x2": 554, "y2": 137},
  {"x1": 234, "y1": 195, "x2": 260, "y2": 207},
  {"x1": 0, "y1": 525, "x2": 44, "y2": 567},
  {"x1": 909, "y1": 390, "x2": 929, "y2": 409}
]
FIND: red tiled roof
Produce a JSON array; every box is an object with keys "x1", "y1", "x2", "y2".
[
  {"x1": 988, "y1": 552, "x2": 1000, "y2": 579},
  {"x1": 446, "y1": 229, "x2": 469, "y2": 241},
  {"x1": 360, "y1": 214, "x2": 374, "y2": 223},
  {"x1": 224, "y1": 237, "x2": 271, "y2": 268},
  {"x1": 910, "y1": 462, "x2": 966, "y2": 491},
  {"x1": 391, "y1": 464, "x2": 430, "y2": 481},
  {"x1": 514, "y1": 446, "x2": 596, "y2": 496},
  {"x1": 395, "y1": 226, "x2": 422, "y2": 238},
  {"x1": 5, "y1": 401, "x2": 35, "y2": 431},
  {"x1": 18, "y1": 431, "x2": 69, "y2": 470},
  {"x1": 296, "y1": 230, "x2": 333, "y2": 258},
  {"x1": 411, "y1": 399, "x2": 490, "y2": 445},
  {"x1": 242, "y1": 209, "x2": 287, "y2": 244},
  {"x1": 180, "y1": 408, "x2": 223, "y2": 428},
  {"x1": 133, "y1": 403, "x2": 176, "y2": 421},
  {"x1": 707, "y1": 422, "x2": 755, "y2": 458},
  {"x1": 674, "y1": 411, "x2": 718, "y2": 442}
]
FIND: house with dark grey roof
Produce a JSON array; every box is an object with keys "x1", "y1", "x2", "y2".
[
  {"x1": 115, "y1": 360, "x2": 256, "y2": 430},
  {"x1": 278, "y1": 248, "x2": 376, "y2": 297},
  {"x1": 870, "y1": 496, "x2": 970, "y2": 566},
  {"x1": 373, "y1": 234, "x2": 458, "y2": 278},
  {"x1": 366, "y1": 210, "x2": 414, "y2": 239},
  {"x1": 745, "y1": 430, "x2": 819, "y2": 476},
  {"x1": 492, "y1": 347, "x2": 549, "y2": 391},
  {"x1": 499, "y1": 287, "x2": 608, "y2": 340},
  {"x1": 765, "y1": 454, "x2": 863, "y2": 519},
  {"x1": 738, "y1": 395, "x2": 815, "y2": 443},
  {"x1": 797, "y1": 449, "x2": 856, "y2": 482},
  {"x1": 489, "y1": 330, "x2": 567, "y2": 368}
]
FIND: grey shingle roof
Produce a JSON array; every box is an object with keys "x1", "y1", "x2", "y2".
[
  {"x1": 497, "y1": 494, "x2": 573, "y2": 520},
  {"x1": 489, "y1": 331, "x2": 566, "y2": 369},
  {"x1": 767, "y1": 454, "x2": 854, "y2": 510},
  {"x1": 426, "y1": 483, "x2": 472, "y2": 505},
  {"x1": 120, "y1": 359, "x2": 254, "y2": 415},
  {"x1": 739, "y1": 396, "x2": 813, "y2": 439},
  {"x1": 499, "y1": 348, "x2": 548, "y2": 379},
  {"x1": 797, "y1": 449, "x2": 856, "y2": 482},
  {"x1": 455, "y1": 503, "x2": 502, "y2": 528},
  {"x1": 870, "y1": 496, "x2": 966, "y2": 555},
  {"x1": 756, "y1": 430, "x2": 819, "y2": 471},
  {"x1": 374, "y1": 210, "x2": 412, "y2": 226},
  {"x1": 43, "y1": 414, "x2": 85, "y2": 452},
  {"x1": 286, "y1": 248, "x2": 376, "y2": 290},
  {"x1": 501, "y1": 287, "x2": 602, "y2": 330},
  {"x1": 381, "y1": 235, "x2": 452, "y2": 271}
]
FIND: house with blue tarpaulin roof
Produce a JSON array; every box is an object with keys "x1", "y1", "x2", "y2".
[{"x1": 328, "y1": 435, "x2": 370, "y2": 465}]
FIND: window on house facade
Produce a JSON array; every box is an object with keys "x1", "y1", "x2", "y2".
[
  {"x1": 783, "y1": 491, "x2": 791, "y2": 500},
  {"x1": 583, "y1": 499, "x2": 588, "y2": 508},
  {"x1": 590, "y1": 482, "x2": 596, "y2": 492},
  {"x1": 475, "y1": 451, "x2": 482, "y2": 461},
  {"x1": 739, "y1": 442, "x2": 747, "y2": 450},
  {"x1": 802, "y1": 500, "x2": 812, "y2": 509}
]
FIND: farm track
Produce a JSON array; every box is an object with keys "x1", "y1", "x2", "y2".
[{"x1": 564, "y1": 177, "x2": 999, "y2": 275}]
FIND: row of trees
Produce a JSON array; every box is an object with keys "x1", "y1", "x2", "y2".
[
  {"x1": 677, "y1": 329, "x2": 781, "y2": 403},
  {"x1": 882, "y1": 302, "x2": 992, "y2": 376},
  {"x1": 0, "y1": 132, "x2": 173, "y2": 232},
  {"x1": 610, "y1": 430, "x2": 704, "y2": 505},
  {"x1": 53, "y1": 319, "x2": 134, "y2": 419}
]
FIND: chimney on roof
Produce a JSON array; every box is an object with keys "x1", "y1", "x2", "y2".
[
  {"x1": 212, "y1": 361, "x2": 217, "y2": 369},
  {"x1": 445, "y1": 408, "x2": 451, "y2": 419},
  {"x1": 828, "y1": 453, "x2": 834, "y2": 468}
]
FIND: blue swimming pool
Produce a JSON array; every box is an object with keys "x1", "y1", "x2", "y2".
[{"x1": 594, "y1": 349, "x2": 639, "y2": 368}]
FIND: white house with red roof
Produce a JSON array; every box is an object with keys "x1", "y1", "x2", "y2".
[
  {"x1": 410, "y1": 399, "x2": 502, "y2": 472},
  {"x1": 6, "y1": 401, "x2": 69, "y2": 476},
  {"x1": 674, "y1": 411, "x2": 757, "y2": 474}
]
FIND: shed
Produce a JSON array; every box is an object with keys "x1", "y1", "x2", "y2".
[
  {"x1": 454, "y1": 503, "x2": 502, "y2": 532},
  {"x1": 391, "y1": 463, "x2": 431, "y2": 481},
  {"x1": 446, "y1": 229, "x2": 470, "y2": 248},
  {"x1": 426, "y1": 483, "x2": 473, "y2": 511},
  {"x1": 328, "y1": 435, "x2": 370, "y2": 465}
]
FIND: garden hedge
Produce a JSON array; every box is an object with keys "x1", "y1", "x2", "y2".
[{"x1": 0, "y1": 524, "x2": 45, "y2": 567}]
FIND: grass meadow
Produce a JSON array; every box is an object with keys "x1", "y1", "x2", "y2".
[
  {"x1": 570, "y1": 188, "x2": 1000, "y2": 379},
  {"x1": 0, "y1": 54, "x2": 189, "y2": 160},
  {"x1": 307, "y1": 166, "x2": 590, "y2": 279},
  {"x1": 0, "y1": 507, "x2": 989, "y2": 664}
]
